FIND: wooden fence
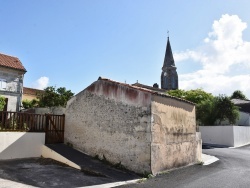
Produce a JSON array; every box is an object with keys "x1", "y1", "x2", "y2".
[{"x1": 0, "y1": 111, "x2": 65, "y2": 144}]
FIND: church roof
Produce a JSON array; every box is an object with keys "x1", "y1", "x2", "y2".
[
  {"x1": 132, "y1": 82, "x2": 166, "y2": 93},
  {"x1": 163, "y1": 37, "x2": 175, "y2": 68},
  {"x1": 0, "y1": 53, "x2": 26, "y2": 72}
]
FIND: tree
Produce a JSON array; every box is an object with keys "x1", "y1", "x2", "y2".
[
  {"x1": 22, "y1": 99, "x2": 39, "y2": 109},
  {"x1": 0, "y1": 96, "x2": 5, "y2": 111},
  {"x1": 196, "y1": 99, "x2": 218, "y2": 125},
  {"x1": 37, "y1": 86, "x2": 74, "y2": 107},
  {"x1": 167, "y1": 89, "x2": 239, "y2": 126},
  {"x1": 167, "y1": 89, "x2": 186, "y2": 99},
  {"x1": 185, "y1": 89, "x2": 214, "y2": 104},
  {"x1": 167, "y1": 89, "x2": 213, "y2": 104},
  {"x1": 215, "y1": 95, "x2": 239, "y2": 124},
  {"x1": 230, "y1": 90, "x2": 248, "y2": 100},
  {"x1": 196, "y1": 95, "x2": 239, "y2": 125}
]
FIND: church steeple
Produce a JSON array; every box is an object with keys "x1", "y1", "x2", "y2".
[
  {"x1": 163, "y1": 37, "x2": 175, "y2": 67},
  {"x1": 161, "y1": 36, "x2": 178, "y2": 90}
]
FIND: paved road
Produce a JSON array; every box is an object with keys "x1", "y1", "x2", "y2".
[
  {"x1": 0, "y1": 158, "x2": 139, "y2": 188},
  {"x1": 119, "y1": 145, "x2": 250, "y2": 188}
]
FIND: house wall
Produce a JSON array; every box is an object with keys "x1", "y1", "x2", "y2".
[
  {"x1": 65, "y1": 80, "x2": 152, "y2": 174},
  {"x1": 217, "y1": 111, "x2": 250, "y2": 126},
  {"x1": 151, "y1": 95, "x2": 199, "y2": 174},
  {"x1": 22, "y1": 93, "x2": 36, "y2": 101},
  {"x1": 200, "y1": 125, "x2": 250, "y2": 147},
  {"x1": 0, "y1": 94, "x2": 18, "y2": 112},
  {"x1": 0, "y1": 132, "x2": 45, "y2": 160},
  {"x1": 237, "y1": 111, "x2": 250, "y2": 126},
  {"x1": 0, "y1": 67, "x2": 24, "y2": 111}
]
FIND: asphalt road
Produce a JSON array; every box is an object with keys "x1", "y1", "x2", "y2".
[
  {"x1": 0, "y1": 158, "x2": 139, "y2": 188},
  {"x1": 119, "y1": 145, "x2": 250, "y2": 188}
]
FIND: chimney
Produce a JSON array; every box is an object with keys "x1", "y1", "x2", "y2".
[{"x1": 153, "y1": 83, "x2": 159, "y2": 88}]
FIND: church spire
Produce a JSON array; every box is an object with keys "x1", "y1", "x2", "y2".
[
  {"x1": 163, "y1": 37, "x2": 175, "y2": 68},
  {"x1": 161, "y1": 35, "x2": 178, "y2": 90}
]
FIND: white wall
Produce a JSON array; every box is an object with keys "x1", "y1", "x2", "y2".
[
  {"x1": 233, "y1": 126, "x2": 250, "y2": 146},
  {"x1": 0, "y1": 132, "x2": 45, "y2": 160},
  {"x1": 200, "y1": 126, "x2": 250, "y2": 147}
]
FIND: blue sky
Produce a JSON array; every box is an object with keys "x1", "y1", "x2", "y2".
[{"x1": 1, "y1": 0, "x2": 250, "y2": 98}]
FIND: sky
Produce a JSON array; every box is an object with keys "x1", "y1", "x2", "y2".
[{"x1": 1, "y1": 0, "x2": 250, "y2": 98}]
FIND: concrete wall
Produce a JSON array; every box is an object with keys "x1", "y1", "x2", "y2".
[
  {"x1": 200, "y1": 126, "x2": 250, "y2": 147},
  {"x1": 65, "y1": 80, "x2": 152, "y2": 174},
  {"x1": 151, "y1": 95, "x2": 199, "y2": 174},
  {"x1": 0, "y1": 67, "x2": 24, "y2": 111},
  {"x1": 0, "y1": 132, "x2": 45, "y2": 160}
]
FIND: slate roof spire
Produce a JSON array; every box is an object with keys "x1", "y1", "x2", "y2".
[
  {"x1": 162, "y1": 36, "x2": 175, "y2": 69},
  {"x1": 161, "y1": 34, "x2": 178, "y2": 90}
]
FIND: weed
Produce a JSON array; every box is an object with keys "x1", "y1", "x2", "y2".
[{"x1": 197, "y1": 161, "x2": 204, "y2": 165}]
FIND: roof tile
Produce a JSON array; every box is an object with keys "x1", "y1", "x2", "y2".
[{"x1": 0, "y1": 53, "x2": 26, "y2": 72}]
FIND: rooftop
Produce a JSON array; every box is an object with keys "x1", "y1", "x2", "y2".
[
  {"x1": 0, "y1": 53, "x2": 26, "y2": 72},
  {"x1": 98, "y1": 77, "x2": 194, "y2": 105},
  {"x1": 132, "y1": 82, "x2": 167, "y2": 93},
  {"x1": 231, "y1": 99, "x2": 250, "y2": 105},
  {"x1": 23, "y1": 87, "x2": 44, "y2": 96}
]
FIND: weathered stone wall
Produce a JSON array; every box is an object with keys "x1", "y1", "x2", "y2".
[
  {"x1": 151, "y1": 95, "x2": 199, "y2": 174},
  {"x1": 65, "y1": 80, "x2": 152, "y2": 174}
]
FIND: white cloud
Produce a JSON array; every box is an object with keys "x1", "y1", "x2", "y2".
[
  {"x1": 175, "y1": 14, "x2": 250, "y2": 98},
  {"x1": 32, "y1": 77, "x2": 49, "y2": 90}
]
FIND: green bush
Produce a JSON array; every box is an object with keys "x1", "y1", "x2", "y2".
[
  {"x1": 0, "y1": 96, "x2": 6, "y2": 111},
  {"x1": 167, "y1": 89, "x2": 239, "y2": 126},
  {"x1": 22, "y1": 99, "x2": 39, "y2": 109}
]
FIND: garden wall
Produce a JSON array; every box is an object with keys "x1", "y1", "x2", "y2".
[
  {"x1": 0, "y1": 132, "x2": 45, "y2": 160},
  {"x1": 200, "y1": 126, "x2": 250, "y2": 147}
]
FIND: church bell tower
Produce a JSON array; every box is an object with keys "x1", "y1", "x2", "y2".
[{"x1": 161, "y1": 36, "x2": 178, "y2": 90}]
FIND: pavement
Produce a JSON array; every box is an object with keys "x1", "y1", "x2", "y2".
[
  {"x1": 118, "y1": 144, "x2": 250, "y2": 188},
  {"x1": 0, "y1": 144, "x2": 219, "y2": 188},
  {"x1": 45, "y1": 144, "x2": 140, "y2": 182},
  {"x1": 0, "y1": 157, "x2": 141, "y2": 188}
]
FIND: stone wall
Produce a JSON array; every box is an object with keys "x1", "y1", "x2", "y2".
[
  {"x1": 151, "y1": 95, "x2": 199, "y2": 174},
  {"x1": 64, "y1": 79, "x2": 201, "y2": 174},
  {"x1": 65, "y1": 80, "x2": 152, "y2": 174}
]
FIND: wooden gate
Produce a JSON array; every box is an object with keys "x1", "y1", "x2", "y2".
[
  {"x1": 0, "y1": 111, "x2": 65, "y2": 144},
  {"x1": 45, "y1": 114, "x2": 65, "y2": 144}
]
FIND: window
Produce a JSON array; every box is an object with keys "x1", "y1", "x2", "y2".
[{"x1": 0, "y1": 79, "x2": 7, "y2": 90}]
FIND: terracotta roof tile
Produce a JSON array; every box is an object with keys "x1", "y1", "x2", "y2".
[{"x1": 0, "y1": 53, "x2": 26, "y2": 72}]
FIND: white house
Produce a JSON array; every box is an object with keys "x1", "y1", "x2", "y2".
[{"x1": 0, "y1": 53, "x2": 26, "y2": 111}]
